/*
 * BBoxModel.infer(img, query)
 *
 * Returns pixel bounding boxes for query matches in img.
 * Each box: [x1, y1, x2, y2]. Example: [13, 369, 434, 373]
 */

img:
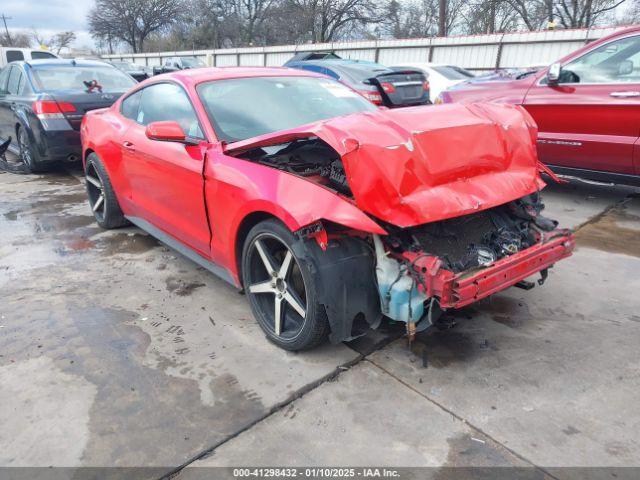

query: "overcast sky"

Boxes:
[2, 0, 95, 49]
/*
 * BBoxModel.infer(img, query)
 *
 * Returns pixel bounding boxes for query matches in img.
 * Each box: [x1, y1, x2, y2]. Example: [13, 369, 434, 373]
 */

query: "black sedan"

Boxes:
[0, 59, 136, 173]
[284, 58, 430, 108]
[106, 61, 152, 82]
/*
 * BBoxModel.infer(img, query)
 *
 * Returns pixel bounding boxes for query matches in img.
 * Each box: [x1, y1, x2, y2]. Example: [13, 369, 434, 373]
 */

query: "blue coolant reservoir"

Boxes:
[373, 235, 428, 324]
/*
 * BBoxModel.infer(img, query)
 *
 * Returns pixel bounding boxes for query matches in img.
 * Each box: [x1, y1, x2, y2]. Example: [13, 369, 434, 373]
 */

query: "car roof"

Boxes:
[153, 66, 326, 86]
[25, 59, 113, 68]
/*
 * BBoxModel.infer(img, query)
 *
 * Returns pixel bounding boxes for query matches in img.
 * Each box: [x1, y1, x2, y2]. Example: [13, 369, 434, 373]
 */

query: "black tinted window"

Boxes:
[6, 50, 24, 62]
[7, 67, 23, 95]
[138, 83, 203, 138]
[121, 90, 142, 120]
[31, 51, 57, 60]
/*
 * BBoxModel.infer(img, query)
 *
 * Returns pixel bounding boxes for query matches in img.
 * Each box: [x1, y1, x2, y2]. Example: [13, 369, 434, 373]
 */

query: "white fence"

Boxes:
[102, 26, 628, 72]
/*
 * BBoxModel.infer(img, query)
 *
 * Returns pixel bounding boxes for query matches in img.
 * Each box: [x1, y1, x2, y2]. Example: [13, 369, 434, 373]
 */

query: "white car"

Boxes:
[390, 62, 474, 102]
[0, 47, 58, 68]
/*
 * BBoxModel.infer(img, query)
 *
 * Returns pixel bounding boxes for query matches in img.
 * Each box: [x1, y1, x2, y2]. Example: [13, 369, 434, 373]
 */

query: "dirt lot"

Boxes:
[1, 162, 639, 479]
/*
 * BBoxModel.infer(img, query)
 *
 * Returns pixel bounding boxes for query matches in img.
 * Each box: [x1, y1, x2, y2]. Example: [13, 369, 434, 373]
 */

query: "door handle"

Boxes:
[122, 141, 135, 151]
[610, 91, 640, 98]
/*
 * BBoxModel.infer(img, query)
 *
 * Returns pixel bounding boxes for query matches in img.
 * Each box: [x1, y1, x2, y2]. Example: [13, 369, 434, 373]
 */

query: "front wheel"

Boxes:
[85, 153, 129, 229]
[241, 219, 329, 351]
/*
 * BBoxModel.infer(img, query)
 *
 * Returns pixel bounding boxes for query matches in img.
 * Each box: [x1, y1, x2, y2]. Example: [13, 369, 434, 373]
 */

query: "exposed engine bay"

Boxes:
[237, 138, 352, 195]
[390, 193, 558, 273]
[232, 136, 574, 341]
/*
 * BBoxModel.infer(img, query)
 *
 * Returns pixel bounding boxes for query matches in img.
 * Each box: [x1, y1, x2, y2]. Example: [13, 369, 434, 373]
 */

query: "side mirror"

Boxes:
[547, 63, 561, 84]
[145, 121, 199, 145]
[618, 59, 633, 76]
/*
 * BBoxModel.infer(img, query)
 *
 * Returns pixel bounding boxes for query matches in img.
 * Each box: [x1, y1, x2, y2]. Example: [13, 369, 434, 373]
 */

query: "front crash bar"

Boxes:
[439, 232, 575, 309]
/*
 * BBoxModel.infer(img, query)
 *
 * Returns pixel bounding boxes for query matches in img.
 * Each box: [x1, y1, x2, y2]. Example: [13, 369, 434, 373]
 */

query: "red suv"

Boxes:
[439, 26, 640, 185]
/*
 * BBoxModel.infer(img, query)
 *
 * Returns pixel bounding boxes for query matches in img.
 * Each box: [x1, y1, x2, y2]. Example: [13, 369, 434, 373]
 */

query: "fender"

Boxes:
[204, 150, 386, 284]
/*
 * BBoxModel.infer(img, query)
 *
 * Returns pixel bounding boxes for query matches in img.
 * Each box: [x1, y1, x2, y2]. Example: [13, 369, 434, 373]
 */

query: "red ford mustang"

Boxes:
[439, 26, 640, 185]
[81, 67, 574, 351]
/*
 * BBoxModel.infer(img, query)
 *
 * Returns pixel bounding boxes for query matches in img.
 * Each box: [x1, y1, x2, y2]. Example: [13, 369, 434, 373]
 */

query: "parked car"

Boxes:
[107, 61, 152, 82]
[153, 56, 207, 75]
[81, 67, 574, 351]
[0, 46, 58, 68]
[0, 59, 136, 172]
[390, 62, 474, 102]
[438, 26, 640, 185]
[285, 59, 430, 107]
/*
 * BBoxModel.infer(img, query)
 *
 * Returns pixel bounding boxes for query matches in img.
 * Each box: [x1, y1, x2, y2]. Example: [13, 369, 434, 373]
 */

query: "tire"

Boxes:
[17, 125, 45, 173]
[242, 219, 329, 351]
[85, 153, 129, 229]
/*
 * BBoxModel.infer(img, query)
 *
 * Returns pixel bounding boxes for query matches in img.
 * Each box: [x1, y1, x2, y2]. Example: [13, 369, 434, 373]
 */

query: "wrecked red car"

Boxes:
[81, 67, 574, 351]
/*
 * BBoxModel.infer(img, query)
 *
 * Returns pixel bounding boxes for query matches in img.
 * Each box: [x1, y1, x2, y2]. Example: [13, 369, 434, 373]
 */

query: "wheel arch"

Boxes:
[234, 210, 283, 286]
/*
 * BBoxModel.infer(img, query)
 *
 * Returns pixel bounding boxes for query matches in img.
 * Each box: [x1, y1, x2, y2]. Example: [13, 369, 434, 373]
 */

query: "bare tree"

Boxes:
[381, 0, 439, 38]
[289, 0, 382, 43]
[0, 31, 31, 47]
[554, 0, 627, 27]
[88, 0, 183, 52]
[438, 0, 447, 35]
[239, 0, 276, 45]
[50, 31, 77, 54]
[463, 0, 519, 33]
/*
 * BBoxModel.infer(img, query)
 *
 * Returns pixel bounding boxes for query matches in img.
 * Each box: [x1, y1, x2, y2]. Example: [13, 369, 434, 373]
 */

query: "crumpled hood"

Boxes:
[225, 103, 545, 228]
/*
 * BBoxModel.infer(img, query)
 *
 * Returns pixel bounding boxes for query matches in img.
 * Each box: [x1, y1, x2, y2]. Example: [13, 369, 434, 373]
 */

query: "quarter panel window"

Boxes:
[121, 90, 142, 120]
[0, 67, 11, 94]
[137, 83, 203, 138]
[6, 50, 25, 63]
[7, 67, 23, 95]
[30, 51, 57, 60]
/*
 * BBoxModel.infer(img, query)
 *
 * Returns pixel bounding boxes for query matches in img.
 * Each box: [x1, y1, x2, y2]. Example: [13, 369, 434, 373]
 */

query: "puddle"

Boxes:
[575, 203, 640, 257]
[97, 232, 159, 256]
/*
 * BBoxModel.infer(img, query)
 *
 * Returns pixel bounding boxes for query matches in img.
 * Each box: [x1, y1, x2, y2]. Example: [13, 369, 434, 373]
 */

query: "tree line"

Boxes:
[87, 0, 635, 53]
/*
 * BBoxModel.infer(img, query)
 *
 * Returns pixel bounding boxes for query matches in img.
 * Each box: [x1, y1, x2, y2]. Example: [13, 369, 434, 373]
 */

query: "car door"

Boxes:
[524, 33, 640, 175]
[120, 82, 211, 255]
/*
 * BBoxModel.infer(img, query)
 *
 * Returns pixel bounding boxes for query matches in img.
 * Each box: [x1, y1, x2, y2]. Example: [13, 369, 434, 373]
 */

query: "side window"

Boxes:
[298, 64, 324, 75]
[121, 90, 142, 120]
[137, 83, 203, 138]
[6, 50, 25, 63]
[7, 67, 23, 95]
[562, 35, 640, 84]
[30, 51, 57, 60]
[0, 67, 11, 94]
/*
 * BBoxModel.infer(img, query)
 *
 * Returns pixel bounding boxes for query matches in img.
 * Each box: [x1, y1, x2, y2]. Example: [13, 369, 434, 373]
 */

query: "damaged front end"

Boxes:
[373, 193, 574, 338]
[225, 102, 575, 343]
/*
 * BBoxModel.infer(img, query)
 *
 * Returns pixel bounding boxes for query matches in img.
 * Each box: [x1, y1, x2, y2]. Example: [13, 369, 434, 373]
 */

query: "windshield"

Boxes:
[181, 57, 205, 68]
[432, 66, 474, 80]
[197, 76, 377, 143]
[30, 65, 136, 92]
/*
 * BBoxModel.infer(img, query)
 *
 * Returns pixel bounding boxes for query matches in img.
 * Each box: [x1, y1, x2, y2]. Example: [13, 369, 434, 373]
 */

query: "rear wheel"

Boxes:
[85, 153, 128, 229]
[242, 219, 329, 351]
[17, 126, 44, 173]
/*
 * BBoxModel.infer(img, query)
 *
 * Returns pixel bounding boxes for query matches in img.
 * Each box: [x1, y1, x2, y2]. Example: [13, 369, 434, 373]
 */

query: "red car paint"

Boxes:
[226, 102, 546, 227]
[81, 67, 572, 309]
[403, 233, 574, 309]
[440, 26, 640, 181]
